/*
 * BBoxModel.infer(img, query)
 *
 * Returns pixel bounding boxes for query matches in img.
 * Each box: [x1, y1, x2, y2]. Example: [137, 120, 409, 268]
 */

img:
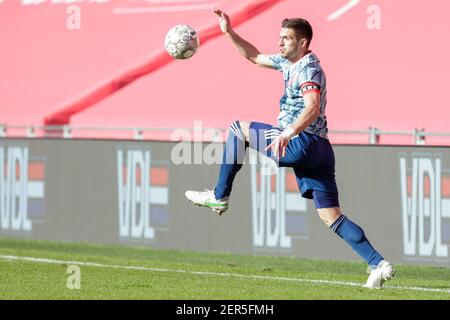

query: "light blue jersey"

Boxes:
[269, 52, 328, 139]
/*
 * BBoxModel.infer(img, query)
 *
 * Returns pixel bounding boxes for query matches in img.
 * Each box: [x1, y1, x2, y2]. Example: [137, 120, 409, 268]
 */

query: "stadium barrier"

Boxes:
[2, 124, 450, 145]
[0, 138, 449, 267]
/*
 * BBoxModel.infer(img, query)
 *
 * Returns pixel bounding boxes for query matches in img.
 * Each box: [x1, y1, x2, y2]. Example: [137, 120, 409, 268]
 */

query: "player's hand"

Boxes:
[213, 6, 232, 34]
[265, 136, 289, 159]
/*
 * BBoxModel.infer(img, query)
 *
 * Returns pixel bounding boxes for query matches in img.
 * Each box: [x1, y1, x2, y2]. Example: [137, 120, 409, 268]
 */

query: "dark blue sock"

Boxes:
[330, 215, 383, 267]
[214, 121, 247, 199]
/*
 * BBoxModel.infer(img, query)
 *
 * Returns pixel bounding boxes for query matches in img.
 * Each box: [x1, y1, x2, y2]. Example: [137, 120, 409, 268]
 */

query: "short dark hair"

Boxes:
[281, 18, 313, 46]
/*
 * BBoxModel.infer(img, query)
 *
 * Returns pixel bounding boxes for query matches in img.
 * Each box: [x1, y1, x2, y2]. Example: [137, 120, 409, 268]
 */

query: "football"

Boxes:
[164, 25, 200, 60]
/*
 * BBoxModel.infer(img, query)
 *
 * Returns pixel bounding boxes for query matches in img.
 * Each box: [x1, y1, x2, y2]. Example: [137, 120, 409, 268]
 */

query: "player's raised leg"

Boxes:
[186, 121, 307, 215]
[185, 121, 251, 215]
[214, 120, 250, 199]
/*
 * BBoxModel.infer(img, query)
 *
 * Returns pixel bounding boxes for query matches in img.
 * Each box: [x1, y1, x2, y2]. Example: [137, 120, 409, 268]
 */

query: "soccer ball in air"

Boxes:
[164, 25, 200, 60]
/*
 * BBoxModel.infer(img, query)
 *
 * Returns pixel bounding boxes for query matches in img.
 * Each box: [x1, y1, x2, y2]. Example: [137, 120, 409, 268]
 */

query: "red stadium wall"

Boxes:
[1, 0, 449, 145]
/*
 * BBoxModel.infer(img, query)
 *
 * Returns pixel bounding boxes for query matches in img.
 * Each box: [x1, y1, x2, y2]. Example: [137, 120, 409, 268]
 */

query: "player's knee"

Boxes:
[230, 120, 249, 142]
[317, 209, 341, 227]
[318, 214, 335, 227]
[229, 121, 244, 140]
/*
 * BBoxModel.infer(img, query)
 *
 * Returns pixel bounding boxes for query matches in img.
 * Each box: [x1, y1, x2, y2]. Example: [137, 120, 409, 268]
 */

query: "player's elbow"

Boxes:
[247, 55, 259, 64]
[248, 52, 263, 64]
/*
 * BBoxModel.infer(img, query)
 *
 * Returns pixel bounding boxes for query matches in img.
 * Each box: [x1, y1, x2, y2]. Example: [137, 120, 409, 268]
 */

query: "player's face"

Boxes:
[279, 28, 300, 59]
[278, 28, 303, 61]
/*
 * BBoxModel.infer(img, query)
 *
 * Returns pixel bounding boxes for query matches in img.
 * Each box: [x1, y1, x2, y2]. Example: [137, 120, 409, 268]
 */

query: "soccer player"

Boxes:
[185, 7, 395, 289]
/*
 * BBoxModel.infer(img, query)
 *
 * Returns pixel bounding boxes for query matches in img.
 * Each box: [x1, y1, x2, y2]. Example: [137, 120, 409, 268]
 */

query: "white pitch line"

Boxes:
[1, 255, 450, 294]
[327, 0, 361, 21]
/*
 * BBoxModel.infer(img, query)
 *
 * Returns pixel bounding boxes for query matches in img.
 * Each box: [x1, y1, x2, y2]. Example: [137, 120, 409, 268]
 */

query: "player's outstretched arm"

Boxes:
[213, 6, 276, 69]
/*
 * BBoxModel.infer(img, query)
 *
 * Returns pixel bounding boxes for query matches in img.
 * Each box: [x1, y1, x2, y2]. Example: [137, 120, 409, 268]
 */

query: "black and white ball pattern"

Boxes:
[164, 25, 200, 59]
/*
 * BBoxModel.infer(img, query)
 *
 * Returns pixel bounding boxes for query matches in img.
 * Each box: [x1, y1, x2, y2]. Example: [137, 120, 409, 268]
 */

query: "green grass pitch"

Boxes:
[0, 237, 449, 300]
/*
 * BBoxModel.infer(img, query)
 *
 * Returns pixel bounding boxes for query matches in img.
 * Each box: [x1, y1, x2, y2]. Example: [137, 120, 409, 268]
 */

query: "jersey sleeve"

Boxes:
[299, 64, 323, 95]
[267, 54, 287, 72]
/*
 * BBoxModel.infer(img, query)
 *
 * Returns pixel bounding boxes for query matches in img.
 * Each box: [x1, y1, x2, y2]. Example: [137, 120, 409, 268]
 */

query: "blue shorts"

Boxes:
[249, 122, 339, 208]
